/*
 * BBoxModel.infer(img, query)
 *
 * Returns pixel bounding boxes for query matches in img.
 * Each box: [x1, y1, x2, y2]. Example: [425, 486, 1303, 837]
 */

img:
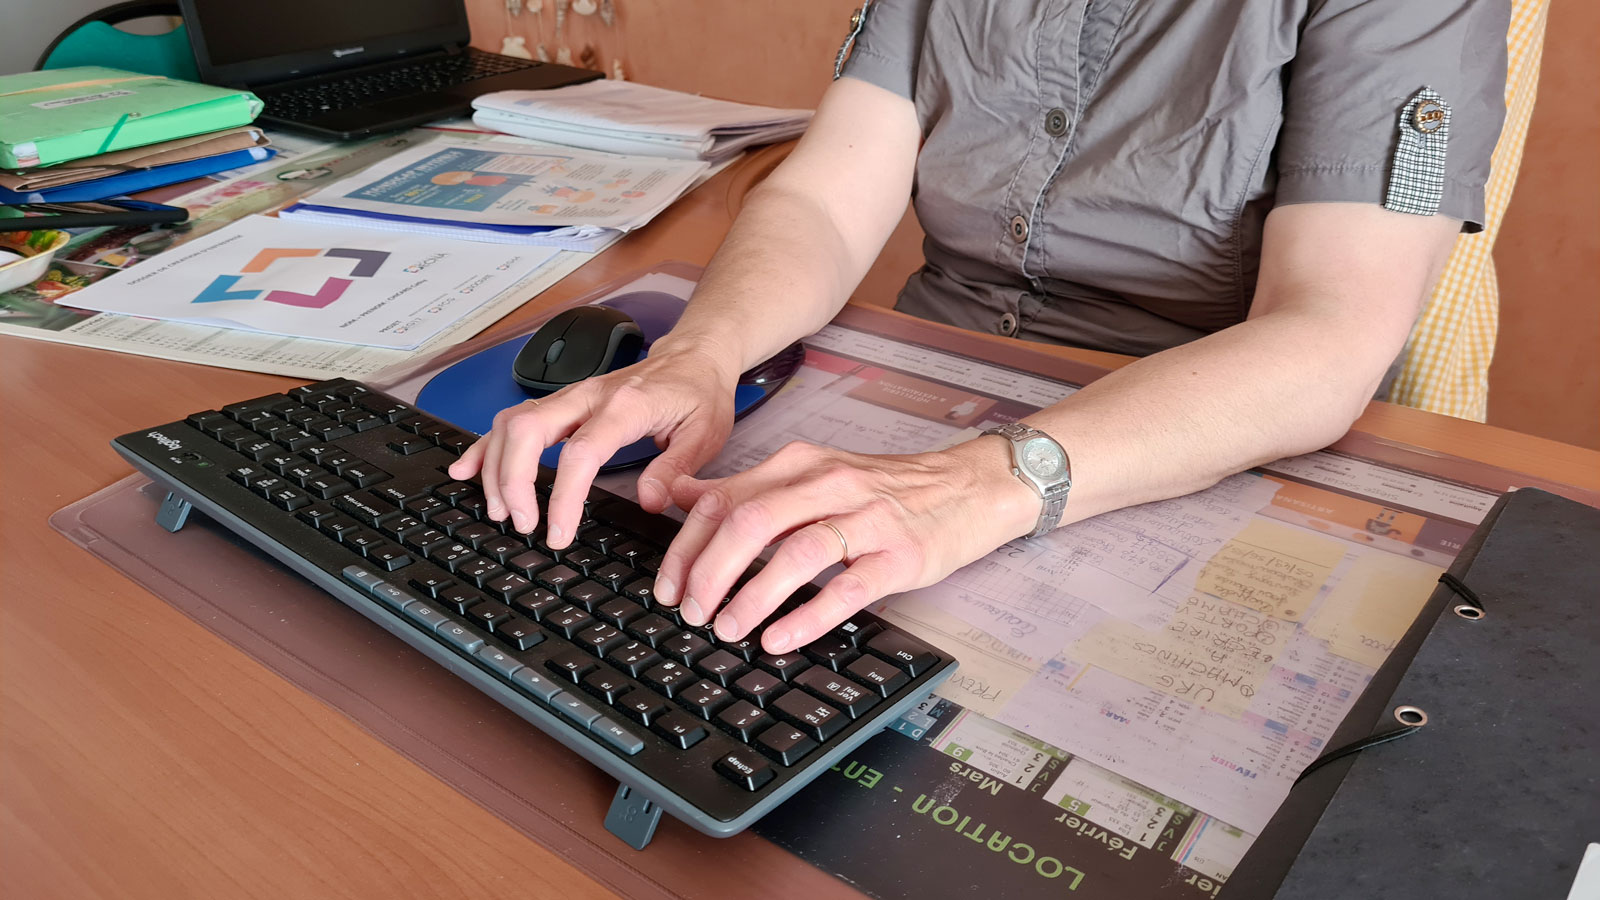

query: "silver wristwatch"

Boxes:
[983, 423, 1071, 539]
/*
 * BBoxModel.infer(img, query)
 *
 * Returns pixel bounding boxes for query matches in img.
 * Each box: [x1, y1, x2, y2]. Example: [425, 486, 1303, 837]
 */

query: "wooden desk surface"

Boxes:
[3, 147, 1598, 900]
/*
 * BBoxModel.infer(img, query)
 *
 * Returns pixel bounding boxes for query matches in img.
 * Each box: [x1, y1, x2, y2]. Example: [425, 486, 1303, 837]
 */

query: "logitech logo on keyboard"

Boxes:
[332, 46, 365, 58]
[146, 431, 182, 451]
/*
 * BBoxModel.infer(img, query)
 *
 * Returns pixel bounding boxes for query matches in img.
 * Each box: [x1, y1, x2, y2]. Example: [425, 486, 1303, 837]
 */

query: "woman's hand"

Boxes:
[654, 436, 1040, 654]
[448, 341, 741, 546]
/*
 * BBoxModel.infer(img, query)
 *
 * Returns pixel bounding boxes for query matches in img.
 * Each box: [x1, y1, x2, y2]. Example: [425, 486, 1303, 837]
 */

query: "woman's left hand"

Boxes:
[653, 437, 1039, 654]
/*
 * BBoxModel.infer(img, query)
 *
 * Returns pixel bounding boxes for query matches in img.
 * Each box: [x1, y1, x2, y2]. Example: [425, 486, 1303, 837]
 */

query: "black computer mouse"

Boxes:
[512, 305, 645, 393]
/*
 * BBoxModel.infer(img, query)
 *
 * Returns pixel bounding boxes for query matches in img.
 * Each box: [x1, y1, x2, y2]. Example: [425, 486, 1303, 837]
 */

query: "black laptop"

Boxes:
[179, 0, 602, 139]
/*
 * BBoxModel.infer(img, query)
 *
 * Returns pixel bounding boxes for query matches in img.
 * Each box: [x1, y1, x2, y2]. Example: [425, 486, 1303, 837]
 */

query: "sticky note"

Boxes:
[1195, 520, 1347, 621]
[1308, 551, 1443, 668]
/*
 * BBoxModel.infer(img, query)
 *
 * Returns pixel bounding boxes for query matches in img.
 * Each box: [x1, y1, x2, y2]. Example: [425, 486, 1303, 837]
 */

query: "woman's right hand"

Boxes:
[447, 340, 742, 548]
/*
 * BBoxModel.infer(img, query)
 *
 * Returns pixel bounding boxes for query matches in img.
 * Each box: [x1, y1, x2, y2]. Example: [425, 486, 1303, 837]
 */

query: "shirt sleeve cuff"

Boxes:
[838, 47, 915, 101]
[1276, 165, 1487, 234]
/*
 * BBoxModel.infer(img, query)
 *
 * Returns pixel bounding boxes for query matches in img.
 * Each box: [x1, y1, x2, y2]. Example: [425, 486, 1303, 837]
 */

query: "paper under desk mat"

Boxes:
[50, 474, 862, 900]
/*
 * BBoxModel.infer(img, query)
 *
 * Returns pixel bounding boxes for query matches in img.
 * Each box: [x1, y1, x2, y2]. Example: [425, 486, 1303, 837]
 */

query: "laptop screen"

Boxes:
[183, 0, 470, 85]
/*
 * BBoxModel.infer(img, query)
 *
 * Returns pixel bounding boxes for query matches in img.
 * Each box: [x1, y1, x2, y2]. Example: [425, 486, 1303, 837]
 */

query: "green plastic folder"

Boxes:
[0, 67, 263, 169]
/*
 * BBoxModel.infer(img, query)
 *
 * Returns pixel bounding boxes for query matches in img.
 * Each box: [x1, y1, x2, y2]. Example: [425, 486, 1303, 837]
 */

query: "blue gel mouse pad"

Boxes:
[416, 291, 788, 472]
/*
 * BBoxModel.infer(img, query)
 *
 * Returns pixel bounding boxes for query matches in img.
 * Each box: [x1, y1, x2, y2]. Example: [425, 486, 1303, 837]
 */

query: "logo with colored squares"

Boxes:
[192, 247, 390, 309]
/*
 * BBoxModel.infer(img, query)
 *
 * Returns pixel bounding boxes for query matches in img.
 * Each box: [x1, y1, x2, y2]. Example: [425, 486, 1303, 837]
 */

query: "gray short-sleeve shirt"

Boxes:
[839, 0, 1509, 356]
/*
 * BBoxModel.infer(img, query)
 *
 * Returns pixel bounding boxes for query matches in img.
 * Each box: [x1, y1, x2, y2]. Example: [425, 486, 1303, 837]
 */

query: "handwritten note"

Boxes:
[875, 592, 1041, 717]
[1306, 551, 1442, 667]
[1069, 593, 1285, 718]
[1194, 520, 1346, 621]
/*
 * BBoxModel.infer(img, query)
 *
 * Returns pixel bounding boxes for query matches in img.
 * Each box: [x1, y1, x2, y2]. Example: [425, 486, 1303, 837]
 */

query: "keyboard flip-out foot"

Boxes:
[604, 783, 663, 850]
[156, 491, 194, 533]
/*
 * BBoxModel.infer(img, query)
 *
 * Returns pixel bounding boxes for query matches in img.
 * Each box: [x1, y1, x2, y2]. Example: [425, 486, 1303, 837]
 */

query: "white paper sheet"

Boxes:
[63, 215, 559, 349]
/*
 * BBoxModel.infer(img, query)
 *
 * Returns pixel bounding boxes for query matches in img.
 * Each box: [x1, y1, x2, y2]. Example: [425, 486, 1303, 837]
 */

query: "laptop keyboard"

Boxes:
[260, 49, 538, 119]
[112, 379, 956, 845]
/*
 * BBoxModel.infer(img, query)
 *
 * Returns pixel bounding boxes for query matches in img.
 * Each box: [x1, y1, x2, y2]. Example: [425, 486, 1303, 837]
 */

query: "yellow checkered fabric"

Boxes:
[1390, 0, 1549, 421]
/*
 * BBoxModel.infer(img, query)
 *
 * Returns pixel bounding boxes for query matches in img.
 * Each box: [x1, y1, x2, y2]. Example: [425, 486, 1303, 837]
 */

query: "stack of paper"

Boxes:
[0, 67, 269, 202]
[471, 80, 811, 162]
[278, 134, 709, 251]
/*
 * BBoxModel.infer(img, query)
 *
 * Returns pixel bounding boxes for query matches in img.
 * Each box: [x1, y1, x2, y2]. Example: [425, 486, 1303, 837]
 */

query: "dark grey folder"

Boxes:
[1232, 488, 1600, 898]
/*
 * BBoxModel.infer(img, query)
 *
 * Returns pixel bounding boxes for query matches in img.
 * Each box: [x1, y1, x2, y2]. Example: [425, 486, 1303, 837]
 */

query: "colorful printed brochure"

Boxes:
[0, 67, 262, 168]
[61, 215, 559, 349]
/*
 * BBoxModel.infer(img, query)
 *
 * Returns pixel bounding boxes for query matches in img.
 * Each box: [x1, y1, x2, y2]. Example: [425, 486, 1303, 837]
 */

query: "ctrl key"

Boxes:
[715, 750, 775, 792]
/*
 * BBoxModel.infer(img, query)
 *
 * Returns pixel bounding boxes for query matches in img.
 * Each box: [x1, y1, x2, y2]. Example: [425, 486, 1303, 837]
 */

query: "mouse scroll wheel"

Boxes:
[544, 338, 566, 365]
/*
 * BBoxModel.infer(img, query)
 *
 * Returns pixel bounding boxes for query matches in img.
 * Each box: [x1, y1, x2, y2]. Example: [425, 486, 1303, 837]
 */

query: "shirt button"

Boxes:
[998, 313, 1019, 336]
[1008, 215, 1028, 243]
[1044, 107, 1069, 136]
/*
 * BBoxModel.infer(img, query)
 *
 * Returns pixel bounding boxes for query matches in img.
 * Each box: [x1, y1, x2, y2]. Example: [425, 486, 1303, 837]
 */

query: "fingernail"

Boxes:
[488, 501, 505, 520]
[714, 613, 739, 642]
[640, 477, 663, 506]
[682, 596, 703, 625]
[655, 574, 676, 604]
[764, 627, 790, 654]
[512, 513, 530, 533]
[547, 523, 565, 546]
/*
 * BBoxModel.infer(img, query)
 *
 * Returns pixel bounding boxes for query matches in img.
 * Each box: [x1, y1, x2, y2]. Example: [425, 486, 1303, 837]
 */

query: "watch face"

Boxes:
[1021, 437, 1065, 480]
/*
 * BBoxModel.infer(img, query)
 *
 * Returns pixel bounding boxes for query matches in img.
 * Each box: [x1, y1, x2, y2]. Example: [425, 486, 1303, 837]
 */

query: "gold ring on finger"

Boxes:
[820, 520, 849, 562]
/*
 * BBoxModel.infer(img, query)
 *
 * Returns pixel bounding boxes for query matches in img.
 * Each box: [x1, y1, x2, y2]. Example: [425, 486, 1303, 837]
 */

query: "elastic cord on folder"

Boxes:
[1295, 708, 1426, 785]
[1439, 572, 1486, 620]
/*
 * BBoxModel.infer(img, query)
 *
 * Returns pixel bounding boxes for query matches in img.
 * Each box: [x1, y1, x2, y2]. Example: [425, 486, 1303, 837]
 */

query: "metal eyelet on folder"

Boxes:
[1393, 705, 1429, 727]
[1452, 603, 1485, 620]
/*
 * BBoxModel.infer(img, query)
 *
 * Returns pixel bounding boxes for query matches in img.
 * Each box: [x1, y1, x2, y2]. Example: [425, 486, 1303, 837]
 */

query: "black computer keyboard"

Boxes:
[260, 49, 538, 119]
[113, 379, 956, 848]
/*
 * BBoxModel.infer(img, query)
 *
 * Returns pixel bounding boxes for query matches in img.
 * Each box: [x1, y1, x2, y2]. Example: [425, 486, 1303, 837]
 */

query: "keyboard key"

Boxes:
[536, 564, 582, 594]
[404, 563, 454, 597]
[846, 654, 910, 696]
[581, 526, 626, 553]
[479, 535, 527, 564]
[367, 543, 413, 572]
[371, 582, 418, 611]
[652, 711, 707, 749]
[546, 650, 598, 683]
[428, 508, 474, 535]
[733, 669, 785, 708]
[611, 541, 650, 565]
[511, 587, 562, 621]
[337, 491, 396, 526]
[723, 637, 761, 663]
[642, 661, 695, 698]
[380, 514, 426, 540]
[606, 641, 663, 678]
[715, 750, 774, 792]
[575, 622, 627, 656]
[696, 650, 750, 687]
[592, 561, 635, 591]
[834, 618, 885, 647]
[427, 541, 475, 570]
[755, 725, 818, 766]
[716, 700, 772, 741]
[510, 667, 563, 702]
[562, 545, 607, 575]
[405, 495, 447, 518]
[403, 599, 451, 631]
[343, 528, 384, 554]
[474, 645, 524, 678]
[590, 717, 645, 755]
[659, 630, 713, 665]
[342, 464, 390, 487]
[550, 691, 602, 728]
[756, 652, 811, 682]
[404, 527, 451, 554]
[596, 596, 645, 628]
[679, 680, 734, 720]
[435, 481, 474, 504]
[341, 564, 385, 592]
[436, 583, 488, 614]
[564, 580, 613, 611]
[616, 689, 668, 726]
[625, 613, 678, 647]
[483, 571, 535, 603]
[453, 522, 500, 549]
[455, 556, 505, 587]
[866, 630, 937, 676]
[494, 615, 546, 651]
[508, 550, 555, 578]
[436, 620, 485, 653]
[795, 667, 880, 718]
[388, 435, 431, 455]
[621, 578, 656, 605]
[581, 667, 632, 704]
[544, 605, 593, 639]
[773, 691, 847, 741]
[318, 514, 362, 541]
[463, 600, 514, 630]
[304, 475, 354, 500]
[803, 636, 861, 672]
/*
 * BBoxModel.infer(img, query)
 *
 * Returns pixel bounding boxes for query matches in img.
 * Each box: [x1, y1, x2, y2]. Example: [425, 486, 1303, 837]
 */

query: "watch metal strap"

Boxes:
[983, 423, 1070, 539]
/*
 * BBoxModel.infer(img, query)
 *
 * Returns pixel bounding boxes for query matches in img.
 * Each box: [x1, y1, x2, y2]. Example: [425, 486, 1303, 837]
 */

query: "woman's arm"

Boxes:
[452, 77, 920, 536]
[661, 202, 1463, 652]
